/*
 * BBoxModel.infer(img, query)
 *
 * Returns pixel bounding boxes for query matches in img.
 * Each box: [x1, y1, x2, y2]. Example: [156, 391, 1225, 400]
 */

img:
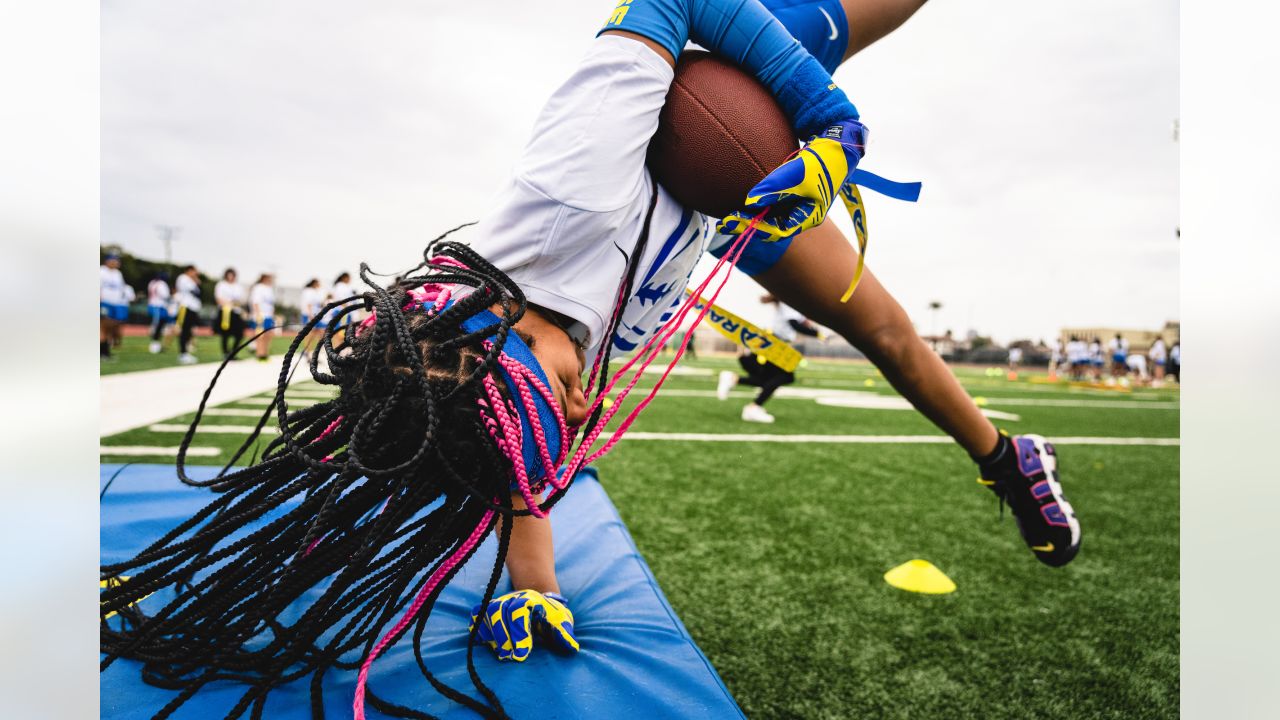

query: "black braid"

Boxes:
[102, 241, 558, 719]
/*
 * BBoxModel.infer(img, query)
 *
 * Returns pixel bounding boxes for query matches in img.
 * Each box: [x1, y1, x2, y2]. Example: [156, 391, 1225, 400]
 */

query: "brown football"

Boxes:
[647, 50, 799, 219]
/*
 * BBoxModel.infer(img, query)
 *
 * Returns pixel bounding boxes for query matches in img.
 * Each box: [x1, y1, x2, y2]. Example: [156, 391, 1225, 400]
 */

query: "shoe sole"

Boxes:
[1023, 434, 1081, 567]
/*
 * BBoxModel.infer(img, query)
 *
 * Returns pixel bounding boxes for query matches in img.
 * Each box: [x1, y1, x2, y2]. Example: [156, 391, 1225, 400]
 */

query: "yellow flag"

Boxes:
[686, 292, 803, 372]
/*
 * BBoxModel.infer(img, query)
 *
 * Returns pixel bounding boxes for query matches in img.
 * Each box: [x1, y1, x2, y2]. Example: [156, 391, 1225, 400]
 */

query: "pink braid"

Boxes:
[490, 346, 569, 487]
[559, 214, 761, 481]
[479, 372, 545, 516]
[352, 510, 495, 720]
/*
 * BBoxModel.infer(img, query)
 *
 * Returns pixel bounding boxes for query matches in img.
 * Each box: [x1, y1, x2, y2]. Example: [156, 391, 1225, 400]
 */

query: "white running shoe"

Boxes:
[149, 341, 162, 354]
[717, 371, 738, 401]
[178, 353, 198, 365]
[741, 402, 775, 424]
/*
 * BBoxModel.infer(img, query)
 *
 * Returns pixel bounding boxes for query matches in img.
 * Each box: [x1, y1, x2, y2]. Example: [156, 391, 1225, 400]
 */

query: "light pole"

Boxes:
[156, 225, 181, 272]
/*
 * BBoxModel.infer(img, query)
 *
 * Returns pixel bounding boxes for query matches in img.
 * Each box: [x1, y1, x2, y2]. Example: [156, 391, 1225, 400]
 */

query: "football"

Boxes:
[647, 50, 799, 219]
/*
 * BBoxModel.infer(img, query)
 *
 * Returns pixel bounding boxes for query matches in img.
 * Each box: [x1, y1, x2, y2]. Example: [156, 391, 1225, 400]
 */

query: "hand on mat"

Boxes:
[470, 589, 580, 662]
[718, 119, 868, 241]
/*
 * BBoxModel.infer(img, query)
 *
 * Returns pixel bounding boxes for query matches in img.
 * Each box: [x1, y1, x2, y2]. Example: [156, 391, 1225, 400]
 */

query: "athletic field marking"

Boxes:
[229, 397, 332, 407]
[643, 388, 1172, 410]
[149, 424, 279, 435]
[201, 408, 275, 417]
[100, 446, 221, 456]
[600, 432, 1179, 446]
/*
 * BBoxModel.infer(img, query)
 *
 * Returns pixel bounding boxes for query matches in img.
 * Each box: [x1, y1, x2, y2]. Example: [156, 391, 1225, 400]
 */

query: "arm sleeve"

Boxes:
[599, 0, 858, 137]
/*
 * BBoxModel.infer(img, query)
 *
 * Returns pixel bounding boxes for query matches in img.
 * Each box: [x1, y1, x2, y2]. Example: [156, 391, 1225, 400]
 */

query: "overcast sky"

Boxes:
[102, 0, 1178, 344]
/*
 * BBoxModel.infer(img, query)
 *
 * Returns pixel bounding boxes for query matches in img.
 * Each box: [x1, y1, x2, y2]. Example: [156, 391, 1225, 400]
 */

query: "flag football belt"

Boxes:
[685, 291, 803, 373]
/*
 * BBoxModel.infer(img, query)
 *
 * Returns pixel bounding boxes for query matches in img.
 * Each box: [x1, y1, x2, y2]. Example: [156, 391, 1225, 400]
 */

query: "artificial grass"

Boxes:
[99, 357, 1179, 718]
[99, 334, 303, 376]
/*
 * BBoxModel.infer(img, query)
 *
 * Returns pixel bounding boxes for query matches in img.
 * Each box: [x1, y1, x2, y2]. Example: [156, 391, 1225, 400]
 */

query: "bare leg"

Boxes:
[754, 219, 999, 457]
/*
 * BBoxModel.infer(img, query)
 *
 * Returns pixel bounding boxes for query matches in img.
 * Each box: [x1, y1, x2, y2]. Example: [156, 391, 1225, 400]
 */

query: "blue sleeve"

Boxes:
[760, 0, 848, 73]
[599, 0, 858, 137]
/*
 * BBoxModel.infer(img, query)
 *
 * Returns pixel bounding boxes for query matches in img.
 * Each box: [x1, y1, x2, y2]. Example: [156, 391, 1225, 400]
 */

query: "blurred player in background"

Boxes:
[299, 277, 325, 357]
[146, 271, 172, 354]
[1149, 336, 1167, 384]
[1108, 332, 1128, 379]
[1007, 345, 1022, 372]
[214, 268, 246, 359]
[1169, 340, 1180, 382]
[327, 271, 357, 341]
[1089, 336, 1103, 381]
[174, 265, 202, 365]
[99, 251, 128, 360]
[717, 294, 819, 423]
[249, 273, 276, 362]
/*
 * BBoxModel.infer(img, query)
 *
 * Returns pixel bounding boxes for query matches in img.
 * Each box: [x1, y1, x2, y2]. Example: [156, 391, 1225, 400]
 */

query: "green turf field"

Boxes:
[100, 357, 1179, 719]
[99, 334, 303, 375]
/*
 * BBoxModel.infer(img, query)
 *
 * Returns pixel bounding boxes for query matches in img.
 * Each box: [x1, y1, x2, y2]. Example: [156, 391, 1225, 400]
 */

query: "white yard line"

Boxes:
[637, 387, 1171, 411]
[101, 360, 318, 436]
[598, 432, 1180, 446]
[99, 446, 221, 457]
[200, 408, 277, 417]
[149, 424, 279, 434]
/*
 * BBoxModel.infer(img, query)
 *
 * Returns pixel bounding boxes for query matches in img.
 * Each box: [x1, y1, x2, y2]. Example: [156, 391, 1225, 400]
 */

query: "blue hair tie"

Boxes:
[458, 308, 564, 485]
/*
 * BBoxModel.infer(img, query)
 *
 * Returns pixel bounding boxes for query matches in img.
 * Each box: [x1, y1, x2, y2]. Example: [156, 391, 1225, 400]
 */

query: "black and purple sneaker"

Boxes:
[977, 433, 1081, 567]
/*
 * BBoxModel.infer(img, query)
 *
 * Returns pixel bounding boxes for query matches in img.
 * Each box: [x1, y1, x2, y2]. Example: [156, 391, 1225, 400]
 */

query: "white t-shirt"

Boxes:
[468, 36, 716, 359]
[250, 283, 275, 320]
[1170, 344, 1180, 365]
[1149, 338, 1166, 362]
[1009, 347, 1023, 363]
[147, 278, 171, 308]
[1127, 354, 1148, 378]
[771, 304, 806, 344]
[330, 281, 356, 303]
[100, 266, 129, 306]
[215, 280, 244, 308]
[300, 287, 324, 318]
[175, 274, 202, 312]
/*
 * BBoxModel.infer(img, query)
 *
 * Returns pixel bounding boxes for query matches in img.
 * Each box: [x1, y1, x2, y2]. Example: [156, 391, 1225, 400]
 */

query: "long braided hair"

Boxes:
[101, 211, 764, 719]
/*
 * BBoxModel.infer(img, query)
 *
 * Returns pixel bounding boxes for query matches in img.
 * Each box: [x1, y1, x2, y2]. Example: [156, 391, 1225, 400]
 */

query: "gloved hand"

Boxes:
[719, 119, 868, 240]
[469, 589, 580, 662]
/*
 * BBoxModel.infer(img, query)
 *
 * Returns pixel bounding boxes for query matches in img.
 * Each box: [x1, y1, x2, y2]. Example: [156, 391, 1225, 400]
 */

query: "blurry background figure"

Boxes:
[1169, 340, 1180, 382]
[99, 252, 129, 360]
[214, 268, 246, 359]
[1149, 336, 1167, 385]
[300, 278, 325, 358]
[174, 265, 202, 364]
[717, 295, 819, 424]
[1089, 336, 1104, 381]
[146, 271, 172, 354]
[1007, 346, 1022, 372]
[1066, 335, 1087, 380]
[1108, 332, 1129, 379]
[1049, 338, 1064, 379]
[1126, 352, 1150, 385]
[682, 328, 697, 360]
[248, 273, 276, 362]
[327, 271, 357, 343]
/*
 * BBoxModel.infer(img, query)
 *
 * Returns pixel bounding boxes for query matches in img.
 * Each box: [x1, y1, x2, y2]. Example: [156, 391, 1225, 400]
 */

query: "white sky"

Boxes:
[102, 0, 1178, 344]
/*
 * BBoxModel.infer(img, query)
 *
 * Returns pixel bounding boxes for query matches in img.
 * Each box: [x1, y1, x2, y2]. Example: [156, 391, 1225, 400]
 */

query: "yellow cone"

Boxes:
[974, 396, 988, 406]
[863, 378, 875, 387]
[884, 559, 956, 594]
[602, 396, 614, 409]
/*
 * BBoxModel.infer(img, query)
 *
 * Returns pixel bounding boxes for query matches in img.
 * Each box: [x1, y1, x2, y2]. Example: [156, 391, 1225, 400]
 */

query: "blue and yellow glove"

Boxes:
[469, 589, 580, 662]
[719, 119, 868, 240]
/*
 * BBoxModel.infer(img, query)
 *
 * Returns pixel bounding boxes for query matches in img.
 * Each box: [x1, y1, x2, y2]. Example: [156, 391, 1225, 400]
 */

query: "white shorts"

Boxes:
[467, 35, 711, 360]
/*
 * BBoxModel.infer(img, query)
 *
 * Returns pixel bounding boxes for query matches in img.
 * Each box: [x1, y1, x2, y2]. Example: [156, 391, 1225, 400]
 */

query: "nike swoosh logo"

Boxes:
[1031, 542, 1055, 552]
[819, 8, 839, 41]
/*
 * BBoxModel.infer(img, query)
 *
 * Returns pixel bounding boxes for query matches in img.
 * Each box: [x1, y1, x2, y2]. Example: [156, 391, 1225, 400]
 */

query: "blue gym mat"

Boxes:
[100, 464, 745, 719]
